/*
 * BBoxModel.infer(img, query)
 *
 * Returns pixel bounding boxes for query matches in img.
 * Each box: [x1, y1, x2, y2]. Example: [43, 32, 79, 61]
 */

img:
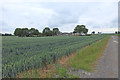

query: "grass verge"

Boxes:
[68, 36, 110, 71]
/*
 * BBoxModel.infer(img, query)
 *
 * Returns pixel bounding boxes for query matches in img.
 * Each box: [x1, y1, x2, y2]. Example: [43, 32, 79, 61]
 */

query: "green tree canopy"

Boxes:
[73, 25, 88, 35]
[92, 31, 95, 34]
[21, 28, 29, 37]
[29, 28, 39, 36]
[53, 28, 60, 35]
[14, 28, 22, 37]
[14, 28, 39, 37]
[14, 28, 29, 37]
[14, 27, 61, 37]
[42, 27, 53, 36]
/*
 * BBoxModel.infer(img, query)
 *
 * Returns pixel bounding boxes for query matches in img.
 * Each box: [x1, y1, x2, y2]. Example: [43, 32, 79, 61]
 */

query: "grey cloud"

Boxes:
[43, 2, 86, 28]
[110, 18, 118, 28]
[1, 2, 118, 33]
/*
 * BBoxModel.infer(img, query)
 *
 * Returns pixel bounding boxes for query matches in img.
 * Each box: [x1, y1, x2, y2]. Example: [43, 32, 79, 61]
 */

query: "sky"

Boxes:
[0, 0, 119, 34]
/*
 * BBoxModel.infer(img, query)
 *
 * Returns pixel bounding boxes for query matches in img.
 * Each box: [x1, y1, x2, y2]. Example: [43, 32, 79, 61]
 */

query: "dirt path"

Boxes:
[67, 36, 118, 78]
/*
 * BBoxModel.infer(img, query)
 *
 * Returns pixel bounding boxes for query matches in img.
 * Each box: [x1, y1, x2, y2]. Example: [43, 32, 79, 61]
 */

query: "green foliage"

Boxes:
[115, 31, 120, 34]
[92, 31, 95, 34]
[55, 65, 79, 78]
[2, 33, 13, 36]
[14, 28, 22, 36]
[57, 66, 68, 78]
[29, 28, 39, 36]
[53, 28, 60, 36]
[14, 28, 39, 37]
[42, 27, 53, 36]
[14, 27, 61, 37]
[73, 25, 88, 35]
[42, 27, 60, 36]
[2, 35, 107, 78]
[69, 74, 79, 78]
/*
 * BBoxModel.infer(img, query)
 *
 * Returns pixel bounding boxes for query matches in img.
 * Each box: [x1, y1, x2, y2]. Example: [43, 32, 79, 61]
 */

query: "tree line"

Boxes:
[14, 27, 60, 37]
[1, 33, 13, 36]
[1, 25, 119, 37]
[13, 25, 89, 37]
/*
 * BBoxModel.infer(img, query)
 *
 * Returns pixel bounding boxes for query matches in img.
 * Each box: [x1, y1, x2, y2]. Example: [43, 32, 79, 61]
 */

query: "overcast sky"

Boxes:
[0, 0, 118, 34]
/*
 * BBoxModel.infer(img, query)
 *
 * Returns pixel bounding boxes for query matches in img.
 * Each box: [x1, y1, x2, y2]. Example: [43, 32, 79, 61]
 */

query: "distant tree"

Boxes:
[29, 28, 34, 35]
[118, 31, 120, 34]
[92, 31, 95, 34]
[42, 27, 53, 36]
[43, 27, 50, 33]
[34, 29, 39, 35]
[83, 28, 88, 34]
[98, 32, 102, 34]
[21, 28, 29, 37]
[53, 28, 60, 35]
[115, 31, 118, 34]
[38, 32, 42, 37]
[48, 31, 54, 36]
[2, 33, 13, 36]
[73, 31, 76, 33]
[5, 33, 12, 36]
[29, 28, 39, 36]
[14, 28, 40, 37]
[14, 28, 22, 37]
[73, 25, 88, 35]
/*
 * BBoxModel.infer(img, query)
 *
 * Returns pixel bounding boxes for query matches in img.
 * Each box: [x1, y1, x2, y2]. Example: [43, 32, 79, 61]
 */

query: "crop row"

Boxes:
[2, 35, 107, 77]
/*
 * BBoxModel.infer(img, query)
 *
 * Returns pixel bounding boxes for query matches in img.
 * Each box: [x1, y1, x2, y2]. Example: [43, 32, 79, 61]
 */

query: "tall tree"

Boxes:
[42, 27, 53, 36]
[28, 28, 39, 36]
[34, 29, 39, 35]
[14, 28, 29, 37]
[14, 28, 40, 37]
[115, 31, 118, 34]
[83, 28, 88, 34]
[14, 28, 22, 37]
[21, 28, 29, 37]
[92, 31, 95, 34]
[73, 25, 88, 35]
[118, 31, 120, 34]
[53, 28, 60, 35]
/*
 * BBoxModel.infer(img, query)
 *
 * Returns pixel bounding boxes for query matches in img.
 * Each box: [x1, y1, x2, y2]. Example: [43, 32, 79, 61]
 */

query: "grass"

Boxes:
[117, 34, 120, 36]
[55, 65, 68, 78]
[68, 74, 79, 78]
[68, 36, 110, 71]
[54, 65, 79, 78]
[56, 36, 110, 77]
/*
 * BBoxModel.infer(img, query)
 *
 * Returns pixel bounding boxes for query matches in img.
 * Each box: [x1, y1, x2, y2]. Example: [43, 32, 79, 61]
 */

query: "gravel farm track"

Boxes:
[91, 36, 118, 78]
[68, 36, 118, 78]
[94, 36, 118, 78]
